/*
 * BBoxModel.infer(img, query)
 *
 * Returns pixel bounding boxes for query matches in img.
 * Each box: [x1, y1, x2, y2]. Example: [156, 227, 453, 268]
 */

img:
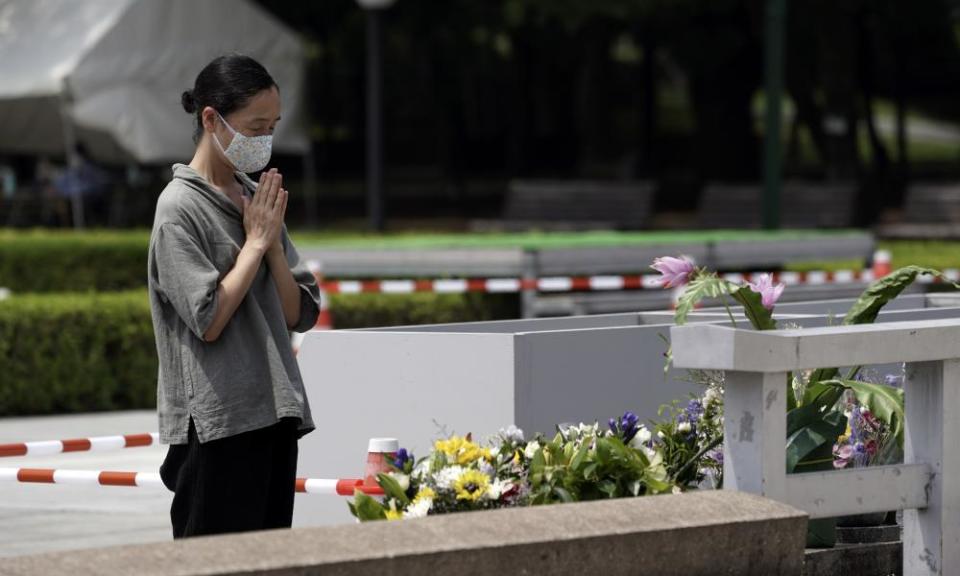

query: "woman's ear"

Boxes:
[200, 106, 218, 134]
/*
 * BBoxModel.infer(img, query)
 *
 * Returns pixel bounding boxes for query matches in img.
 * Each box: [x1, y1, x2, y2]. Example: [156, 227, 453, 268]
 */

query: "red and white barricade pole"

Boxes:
[0, 433, 159, 458]
[0, 467, 384, 496]
[306, 251, 947, 297]
[1, 434, 396, 497]
[0, 467, 164, 488]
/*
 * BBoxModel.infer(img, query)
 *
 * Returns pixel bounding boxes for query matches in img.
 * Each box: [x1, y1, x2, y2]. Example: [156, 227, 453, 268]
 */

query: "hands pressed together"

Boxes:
[242, 168, 287, 253]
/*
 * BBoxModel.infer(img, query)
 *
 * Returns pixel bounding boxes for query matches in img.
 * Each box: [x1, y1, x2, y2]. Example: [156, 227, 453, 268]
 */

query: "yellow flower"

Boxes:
[435, 436, 492, 465]
[385, 509, 403, 521]
[454, 469, 490, 502]
[513, 450, 522, 465]
[413, 487, 436, 503]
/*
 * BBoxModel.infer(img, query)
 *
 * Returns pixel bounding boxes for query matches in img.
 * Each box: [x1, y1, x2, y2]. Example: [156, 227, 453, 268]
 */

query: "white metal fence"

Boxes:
[671, 318, 960, 576]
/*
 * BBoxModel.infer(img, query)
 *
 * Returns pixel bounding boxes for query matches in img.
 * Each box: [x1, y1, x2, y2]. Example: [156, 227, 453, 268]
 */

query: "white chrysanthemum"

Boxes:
[523, 440, 541, 460]
[677, 421, 692, 433]
[388, 472, 410, 492]
[403, 498, 432, 519]
[412, 459, 431, 480]
[499, 425, 525, 444]
[435, 465, 465, 490]
[486, 478, 513, 500]
[704, 387, 721, 405]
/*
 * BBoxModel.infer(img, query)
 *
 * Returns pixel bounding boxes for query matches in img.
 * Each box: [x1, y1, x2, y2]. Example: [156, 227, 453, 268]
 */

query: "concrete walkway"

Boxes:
[0, 411, 171, 558]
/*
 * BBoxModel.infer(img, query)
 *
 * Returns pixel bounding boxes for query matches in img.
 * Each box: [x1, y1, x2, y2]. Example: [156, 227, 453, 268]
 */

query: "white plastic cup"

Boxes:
[364, 437, 399, 486]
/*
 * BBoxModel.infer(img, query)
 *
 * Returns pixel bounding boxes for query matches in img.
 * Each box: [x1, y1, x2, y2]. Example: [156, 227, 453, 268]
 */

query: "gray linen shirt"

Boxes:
[148, 163, 318, 444]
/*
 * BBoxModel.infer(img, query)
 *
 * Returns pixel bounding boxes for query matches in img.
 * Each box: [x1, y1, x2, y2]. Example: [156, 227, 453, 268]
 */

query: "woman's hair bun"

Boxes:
[181, 90, 197, 114]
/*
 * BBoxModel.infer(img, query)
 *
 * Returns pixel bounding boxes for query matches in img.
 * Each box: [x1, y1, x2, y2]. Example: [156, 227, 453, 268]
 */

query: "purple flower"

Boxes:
[609, 411, 641, 443]
[685, 399, 704, 422]
[884, 373, 904, 388]
[392, 448, 411, 470]
[650, 256, 696, 289]
[747, 274, 785, 310]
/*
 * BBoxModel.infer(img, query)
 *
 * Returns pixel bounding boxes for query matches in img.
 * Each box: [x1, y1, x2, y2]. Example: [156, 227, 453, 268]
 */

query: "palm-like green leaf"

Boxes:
[807, 266, 957, 388]
[674, 274, 730, 325]
[844, 266, 953, 325]
[786, 410, 847, 472]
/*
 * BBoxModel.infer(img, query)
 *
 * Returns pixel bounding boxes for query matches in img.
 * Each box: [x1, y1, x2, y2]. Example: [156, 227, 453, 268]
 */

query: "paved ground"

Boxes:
[0, 411, 171, 558]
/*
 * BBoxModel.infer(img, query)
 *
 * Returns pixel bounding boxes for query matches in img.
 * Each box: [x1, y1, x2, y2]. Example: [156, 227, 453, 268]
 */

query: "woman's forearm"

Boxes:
[265, 242, 302, 328]
[202, 241, 267, 342]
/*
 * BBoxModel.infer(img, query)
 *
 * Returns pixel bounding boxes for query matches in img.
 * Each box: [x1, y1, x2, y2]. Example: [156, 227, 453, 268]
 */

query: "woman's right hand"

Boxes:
[243, 168, 286, 252]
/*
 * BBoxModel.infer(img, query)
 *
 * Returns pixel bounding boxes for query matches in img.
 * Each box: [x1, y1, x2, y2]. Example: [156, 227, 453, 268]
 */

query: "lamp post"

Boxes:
[356, 0, 395, 232]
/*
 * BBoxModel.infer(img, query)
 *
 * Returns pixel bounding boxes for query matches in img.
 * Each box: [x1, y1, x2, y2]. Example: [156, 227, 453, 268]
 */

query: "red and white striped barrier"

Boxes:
[295, 477, 384, 496]
[0, 467, 385, 496]
[0, 433, 159, 458]
[0, 467, 163, 488]
[310, 267, 960, 295]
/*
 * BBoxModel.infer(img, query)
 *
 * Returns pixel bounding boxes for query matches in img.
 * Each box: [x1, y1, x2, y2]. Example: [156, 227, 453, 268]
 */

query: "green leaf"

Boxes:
[351, 491, 387, 522]
[807, 368, 839, 390]
[674, 274, 730, 325]
[789, 384, 845, 436]
[569, 441, 590, 472]
[844, 266, 954, 326]
[729, 284, 777, 331]
[786, 410, 847, 472]
[597, 479, 618, 498]
[376, 473, 410, 507]
[529, 447, 546, 486]
[643, 472, 672, 494]
[553, 486, 575, 503]
[808, 266, 956, 386]
[582, 462, 598, 480]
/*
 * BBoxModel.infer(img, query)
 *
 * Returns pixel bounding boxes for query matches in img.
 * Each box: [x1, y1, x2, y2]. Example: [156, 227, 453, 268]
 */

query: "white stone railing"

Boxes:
[671, 318, 960, 576]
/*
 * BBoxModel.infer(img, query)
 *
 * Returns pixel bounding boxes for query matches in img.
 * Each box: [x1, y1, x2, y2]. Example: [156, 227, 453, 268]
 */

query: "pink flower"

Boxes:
[747, 274, 785, 310]
[650, 256, 696, 288]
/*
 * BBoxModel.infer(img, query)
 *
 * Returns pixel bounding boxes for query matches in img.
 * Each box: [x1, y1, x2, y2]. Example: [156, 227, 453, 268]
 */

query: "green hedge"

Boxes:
[0, 229, 149, 292]
[0, 290, 157, 416]
[329, 292, 517, 328]
[0, 290, 515, 416]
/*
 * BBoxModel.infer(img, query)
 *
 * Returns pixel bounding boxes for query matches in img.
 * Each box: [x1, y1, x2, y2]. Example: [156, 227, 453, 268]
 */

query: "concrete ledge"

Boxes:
[0, 491, 806, 576]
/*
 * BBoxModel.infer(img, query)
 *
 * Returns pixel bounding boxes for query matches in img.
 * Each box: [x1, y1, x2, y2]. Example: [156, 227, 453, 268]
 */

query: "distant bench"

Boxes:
[903, 183, 960, 223]
[472, 180, 655, 232]
[698, 182, 858, 229]
[876, 183, 960, 239]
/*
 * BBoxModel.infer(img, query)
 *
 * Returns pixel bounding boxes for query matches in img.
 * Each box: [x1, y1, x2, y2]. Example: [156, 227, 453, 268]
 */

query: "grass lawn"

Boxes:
[3, 227, 958, 272]
[786, 240, 960, 272]
[288, 228, 868, 250]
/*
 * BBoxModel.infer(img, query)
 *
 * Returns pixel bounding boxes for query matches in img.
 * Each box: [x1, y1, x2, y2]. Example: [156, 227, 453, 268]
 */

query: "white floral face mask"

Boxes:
[213, 111, 273, 173]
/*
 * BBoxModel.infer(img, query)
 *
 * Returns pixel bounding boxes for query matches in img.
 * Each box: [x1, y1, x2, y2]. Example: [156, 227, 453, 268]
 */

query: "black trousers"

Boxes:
[159, 416, 300, 539]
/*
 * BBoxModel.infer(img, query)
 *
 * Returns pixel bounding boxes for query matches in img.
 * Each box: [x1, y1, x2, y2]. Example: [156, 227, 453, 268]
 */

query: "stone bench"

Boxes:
[0, 490, 806, 576]
[698, 182, 858, 229]
[476, 179, 655, 231]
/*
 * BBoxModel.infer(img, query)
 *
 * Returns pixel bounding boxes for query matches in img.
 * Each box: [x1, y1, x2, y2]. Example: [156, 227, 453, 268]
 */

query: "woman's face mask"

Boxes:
[213, 111, 273, 173]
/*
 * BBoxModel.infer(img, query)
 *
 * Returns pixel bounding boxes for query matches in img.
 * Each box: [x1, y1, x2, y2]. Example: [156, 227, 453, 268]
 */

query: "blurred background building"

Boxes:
[2, 0, 960, 232]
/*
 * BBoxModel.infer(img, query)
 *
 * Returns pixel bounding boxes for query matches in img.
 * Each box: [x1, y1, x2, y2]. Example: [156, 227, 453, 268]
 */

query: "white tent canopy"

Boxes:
[0, 0, 308, 164]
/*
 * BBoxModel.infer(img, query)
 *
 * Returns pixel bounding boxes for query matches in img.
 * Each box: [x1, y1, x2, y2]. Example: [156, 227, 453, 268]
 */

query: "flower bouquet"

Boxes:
[349, 415, 673, 522]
